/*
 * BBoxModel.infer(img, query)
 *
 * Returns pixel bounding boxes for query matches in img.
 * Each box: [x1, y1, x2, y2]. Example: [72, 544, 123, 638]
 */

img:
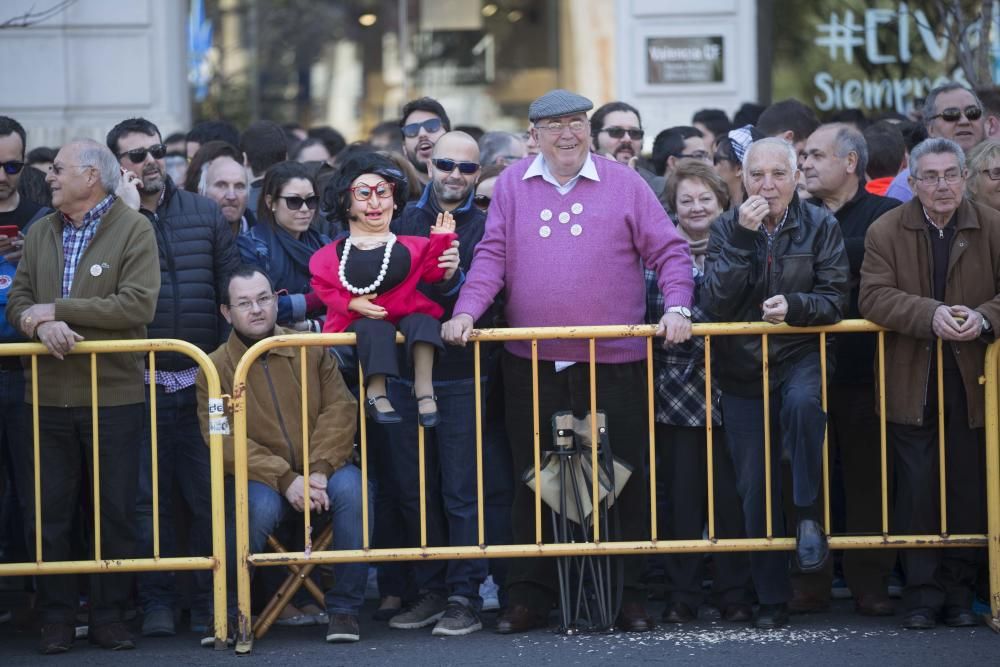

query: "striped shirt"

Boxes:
[61, 194, 115, 298]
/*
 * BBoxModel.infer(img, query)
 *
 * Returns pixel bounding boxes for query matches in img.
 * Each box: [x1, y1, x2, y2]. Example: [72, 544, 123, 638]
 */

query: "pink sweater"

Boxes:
[454, 156, 693, 363]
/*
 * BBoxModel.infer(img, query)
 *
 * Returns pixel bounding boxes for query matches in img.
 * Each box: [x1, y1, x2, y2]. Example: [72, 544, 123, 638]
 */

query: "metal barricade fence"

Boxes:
[0, 339, 230, 650]
[230, 321, 1000, 652]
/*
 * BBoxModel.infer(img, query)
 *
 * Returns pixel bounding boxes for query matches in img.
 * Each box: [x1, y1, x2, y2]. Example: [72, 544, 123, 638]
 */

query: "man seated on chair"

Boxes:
[195, 265, 370, 643]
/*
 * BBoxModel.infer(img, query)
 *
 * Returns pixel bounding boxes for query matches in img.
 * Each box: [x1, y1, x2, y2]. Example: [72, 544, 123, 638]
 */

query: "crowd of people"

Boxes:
[0, 79, 998, 655]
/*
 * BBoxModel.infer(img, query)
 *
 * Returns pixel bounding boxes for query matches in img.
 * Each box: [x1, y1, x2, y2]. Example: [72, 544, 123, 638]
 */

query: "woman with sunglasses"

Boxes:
[237, 161, 330, 331]
[965, 139, 1000, 212]
[310, 152, 459, 426]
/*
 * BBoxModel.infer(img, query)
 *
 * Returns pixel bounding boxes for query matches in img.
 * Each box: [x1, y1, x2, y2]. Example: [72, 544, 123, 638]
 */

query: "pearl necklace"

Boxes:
[338, 233, 397, 295]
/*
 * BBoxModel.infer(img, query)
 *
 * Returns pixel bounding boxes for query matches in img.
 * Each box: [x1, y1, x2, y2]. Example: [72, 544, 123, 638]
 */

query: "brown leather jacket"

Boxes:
[859, 198, 1000, 427]
[196, 326, 358, 492]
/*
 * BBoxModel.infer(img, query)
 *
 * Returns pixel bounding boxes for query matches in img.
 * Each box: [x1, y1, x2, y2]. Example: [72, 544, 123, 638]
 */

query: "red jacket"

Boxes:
[310, 232, 458, 333]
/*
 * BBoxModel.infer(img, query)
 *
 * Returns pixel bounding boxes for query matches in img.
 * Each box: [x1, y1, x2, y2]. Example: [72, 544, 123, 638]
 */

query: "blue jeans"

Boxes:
[135, 385, 213, 615]
[386, 377, 488, 604]
[226, 464, 373, 616]
[720, 352, 826, 604]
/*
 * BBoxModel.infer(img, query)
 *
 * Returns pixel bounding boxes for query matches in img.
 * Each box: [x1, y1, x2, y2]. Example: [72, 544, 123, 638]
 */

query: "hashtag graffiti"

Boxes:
[815, 10, 864, 63]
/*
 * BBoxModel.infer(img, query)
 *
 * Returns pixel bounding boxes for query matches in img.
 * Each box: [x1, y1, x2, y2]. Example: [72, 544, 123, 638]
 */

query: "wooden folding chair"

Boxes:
[252, 524, 334, 639]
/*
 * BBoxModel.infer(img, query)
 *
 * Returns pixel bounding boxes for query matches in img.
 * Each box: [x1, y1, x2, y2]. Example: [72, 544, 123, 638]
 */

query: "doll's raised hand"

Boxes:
[431, 211, 456, 234]
[348, 294, 387, 319]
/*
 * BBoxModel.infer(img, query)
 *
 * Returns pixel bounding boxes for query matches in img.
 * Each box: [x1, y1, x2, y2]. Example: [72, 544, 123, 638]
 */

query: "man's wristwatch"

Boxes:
[981, 312, 992, 336]
[666, 306, 692, 319]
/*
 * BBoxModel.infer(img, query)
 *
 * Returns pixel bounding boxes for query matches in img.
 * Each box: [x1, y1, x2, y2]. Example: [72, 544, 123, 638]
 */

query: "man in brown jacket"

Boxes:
[860, 137, 1000, 631]
[195, 266, 368, 644]
[6, 139, 161, 654]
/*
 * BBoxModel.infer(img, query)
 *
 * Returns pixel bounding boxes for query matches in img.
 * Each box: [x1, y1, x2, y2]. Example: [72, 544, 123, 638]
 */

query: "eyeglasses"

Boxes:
[535, 120, 588, 134]
[228, 294, 276, 312]
[50, 163, 93, 176]
[681, 151, 712, 161]
[0, 161, 25, 176]
[473, 194, 491, 210]
[601, 127, 644, 141]
[118, 143, 167, 164]
[349, 181, 395, 202]
[402, 118, 443, 138]
[432, 158, 480, 175]
[278, 194, 319, 210]
[981, 167, 1000, 181]
[930, 105, 983, 123]
[913, 170, 965, 186]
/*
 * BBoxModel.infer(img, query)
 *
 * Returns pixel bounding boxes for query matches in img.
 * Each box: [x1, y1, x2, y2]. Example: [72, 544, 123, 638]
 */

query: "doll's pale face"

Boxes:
[347, 172, 395, 236]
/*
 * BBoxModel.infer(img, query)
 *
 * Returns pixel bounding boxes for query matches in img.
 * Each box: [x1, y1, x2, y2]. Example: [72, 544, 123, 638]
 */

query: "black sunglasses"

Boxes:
[402, 118, 443, 138]
[279, 195, 319, 210]
[473, 194, 491, 210]
[118, 143, 167, 164]
[0, 161, 25, 176]
[931, 105, 983, 122]
[432, 158, 479, 175]
[602, 127, 644, 141]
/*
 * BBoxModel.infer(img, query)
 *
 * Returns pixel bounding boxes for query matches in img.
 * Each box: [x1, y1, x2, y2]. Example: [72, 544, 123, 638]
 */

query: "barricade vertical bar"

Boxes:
[300, 347, 311, 552]
[31, 355, 41, 562]
[878, 332, 889, 536]
[820, 332, 830, 534]
[357, 361, 370, 549]
[646, 336, 657, 541]
[419, 415, 427, 548]
[474, 341, 485, 546]
[982, 342, 1000, 625]
[936, 338, 948, 536]
[232, 367, 253, 649]
[148, 352, 160, 559]
[762, 334, 773, 539]
[704, 335, 716, 541]
[90, 353, 101, 561]
[589, 338, 599, 543]
[203, 364, 228, 650]
[532, 340, 541, 544]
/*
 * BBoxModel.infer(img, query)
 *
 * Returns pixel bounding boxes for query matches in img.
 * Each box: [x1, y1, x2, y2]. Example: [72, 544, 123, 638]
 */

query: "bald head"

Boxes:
[429, 131, 481, 211]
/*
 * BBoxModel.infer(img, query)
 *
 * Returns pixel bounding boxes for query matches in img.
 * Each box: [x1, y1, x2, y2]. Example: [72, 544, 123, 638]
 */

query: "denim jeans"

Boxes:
[225, 464, 373, 616]
[135, 385, 213, 615]
[720, 351, 826, 604]
[385, 377, 488, 604]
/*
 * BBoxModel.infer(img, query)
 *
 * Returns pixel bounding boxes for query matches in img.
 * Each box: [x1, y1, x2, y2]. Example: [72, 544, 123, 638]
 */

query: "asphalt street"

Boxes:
[1, 599, 996, 666]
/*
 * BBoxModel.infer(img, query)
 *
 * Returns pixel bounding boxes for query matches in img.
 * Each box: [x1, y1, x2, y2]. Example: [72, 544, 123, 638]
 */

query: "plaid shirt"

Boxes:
[645, 266, 722, 427]
[145, 366, 199, 393]
[61, 194, 115, 298]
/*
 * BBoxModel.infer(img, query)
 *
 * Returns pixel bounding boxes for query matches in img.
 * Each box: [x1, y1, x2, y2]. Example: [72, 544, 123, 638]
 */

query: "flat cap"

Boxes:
[528, 89, 594, 123]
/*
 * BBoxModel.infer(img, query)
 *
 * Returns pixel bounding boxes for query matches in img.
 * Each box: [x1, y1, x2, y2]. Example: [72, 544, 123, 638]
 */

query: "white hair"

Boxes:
[72, 138, 122, 194]
[743, 136, 797, 173]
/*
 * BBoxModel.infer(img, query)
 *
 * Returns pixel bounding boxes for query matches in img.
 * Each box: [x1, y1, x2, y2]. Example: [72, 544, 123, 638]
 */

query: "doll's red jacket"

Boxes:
[310, 232, 458, 333]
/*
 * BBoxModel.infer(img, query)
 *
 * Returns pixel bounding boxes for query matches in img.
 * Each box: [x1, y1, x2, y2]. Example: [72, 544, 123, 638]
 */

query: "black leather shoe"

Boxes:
[89, 622, 136, 650]
[795, 519, 829, 573]
[901, 607, 936, 630]
[943, 606, 979, 627]
[617, 602, 655, 632]
[365, 395, 402, 424]
[495, 604, 548, 634]
[662, 601, 695, 623]
[721, 603, 753, 622]
[39, 623, 74, 655]
[855, 593, 894, 617]
[754, 603, 789, 629]
[416, 395, 439, 428]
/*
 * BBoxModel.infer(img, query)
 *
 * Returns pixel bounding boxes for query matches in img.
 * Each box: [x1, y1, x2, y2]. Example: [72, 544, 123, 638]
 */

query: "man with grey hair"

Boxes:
[860, 137, 1000, 630]
[6, 138, 160, 653]
[924, 83, 986, 153]
[702, 137, 849, 630]
[198, 154, 253, 236]
[478, 131, 527, 168]
[796, 123, 900, 615]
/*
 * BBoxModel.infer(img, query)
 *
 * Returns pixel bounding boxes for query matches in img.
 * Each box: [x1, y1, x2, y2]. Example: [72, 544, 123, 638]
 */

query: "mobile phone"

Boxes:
[0, 225, 19, 239]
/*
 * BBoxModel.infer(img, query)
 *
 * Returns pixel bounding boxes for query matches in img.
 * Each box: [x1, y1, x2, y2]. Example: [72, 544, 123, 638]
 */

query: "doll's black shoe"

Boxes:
[365, 395, 402, 424]
[416, 395, 440, 428]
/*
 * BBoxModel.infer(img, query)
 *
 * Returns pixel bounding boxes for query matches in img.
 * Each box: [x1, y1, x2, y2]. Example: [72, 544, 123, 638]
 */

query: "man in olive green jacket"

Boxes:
[6, 139, 160, 654]
[195, 266, 368, 644]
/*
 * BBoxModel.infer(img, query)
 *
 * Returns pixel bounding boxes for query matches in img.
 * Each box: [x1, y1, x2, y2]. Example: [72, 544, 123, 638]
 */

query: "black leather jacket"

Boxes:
[701, 195, 849, 397]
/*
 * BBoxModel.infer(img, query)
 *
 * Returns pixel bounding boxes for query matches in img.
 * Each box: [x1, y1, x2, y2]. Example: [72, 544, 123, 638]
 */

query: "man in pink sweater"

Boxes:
[443, 89, 694, 633]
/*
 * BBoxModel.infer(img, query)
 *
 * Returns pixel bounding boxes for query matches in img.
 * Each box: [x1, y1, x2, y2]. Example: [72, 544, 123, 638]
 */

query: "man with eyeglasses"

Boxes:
[443, 89, 695, 634]
[860, 137, 1000, 631]
[385, 132, 499, 636]
[650, 126, 713, 187]
[106, 117, 240, 638]
[195, 265, 368, 643]
[6, 139, 160, 653]
[590, 101, 666, 196]
[399, 97, 451, 187]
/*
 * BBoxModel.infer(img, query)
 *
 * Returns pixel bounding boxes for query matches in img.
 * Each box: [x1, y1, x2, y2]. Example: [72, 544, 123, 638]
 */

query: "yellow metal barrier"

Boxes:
[229, 320, 1000, 652]
[0, 339, 230, 650]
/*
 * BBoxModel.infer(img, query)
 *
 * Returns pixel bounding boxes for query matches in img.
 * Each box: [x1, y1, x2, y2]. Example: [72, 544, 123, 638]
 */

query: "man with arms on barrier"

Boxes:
[859, 137, 1000, 630]
[107, 117, 241, 637]
[701, 137, 849, 630]
[797, 123, 900, 616]
[6, 139, 160, 653]
[195, 266, 369, 643]
[442, 89, 694, 633]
